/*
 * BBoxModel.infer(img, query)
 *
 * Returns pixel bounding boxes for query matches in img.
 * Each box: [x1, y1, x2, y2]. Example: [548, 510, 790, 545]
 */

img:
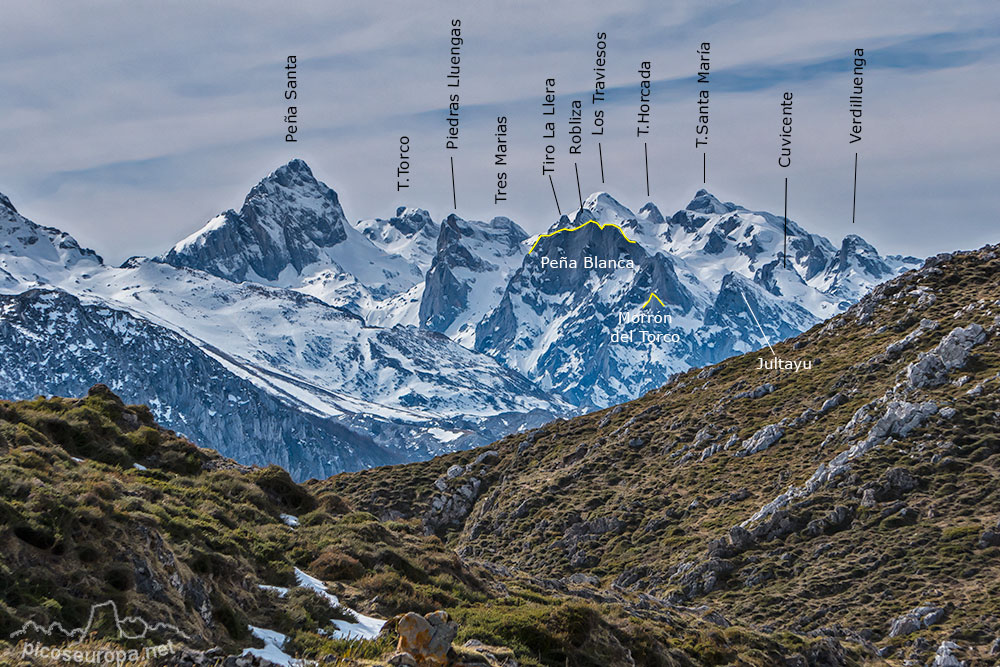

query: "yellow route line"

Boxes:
[528, 219, 638, 254]
[642, 293, 667, 309]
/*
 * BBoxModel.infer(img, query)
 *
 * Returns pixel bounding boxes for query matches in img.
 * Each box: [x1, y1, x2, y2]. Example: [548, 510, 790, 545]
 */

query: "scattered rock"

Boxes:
[628, 437, 646, 450]
[751, 510, 805, 543]
[888, 605, 946, 637]
[474, 450, 499, 466]
[388, 652, 418, 666]
[446, 465, 465, 479]
[614, 565, 652, 590]
[702, 609, 731, 628]
[728, 525, 755, 552]
[671, 557, 734, 597]
[867, 401, 938, 442]
[932, 640, 965, 667]
[565, 572, 600, 586]
[906, 323, 986, 389]
[879, 467, 920, 499]
[735, 383, 774, 400]
[561, 443, 588, 466]
[886, 318, 938, 356]
[939, 406, 957, 420]
[790, 407, 819, 428]
[736, 423, 784, 456]
[423, 477, 482, 535]
[978, 519, 1000, 548]
[805, 505, 853, 537]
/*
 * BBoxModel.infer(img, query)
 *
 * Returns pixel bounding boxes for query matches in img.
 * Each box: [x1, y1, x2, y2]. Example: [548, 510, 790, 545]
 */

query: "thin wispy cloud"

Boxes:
[1, 1, 998, 263]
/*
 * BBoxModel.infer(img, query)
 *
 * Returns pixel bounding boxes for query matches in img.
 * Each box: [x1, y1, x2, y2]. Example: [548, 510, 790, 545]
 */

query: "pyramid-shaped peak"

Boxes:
[638, 202, 664, 225]
[250, 158, 324, 195]
[581, 192, 637, 224]
[0, 192, 17, 215]
[840, 233, 879, 254]
[158, 159, 349, 282]
[686, 190, 733, 215]
[277, 157, 314, 177]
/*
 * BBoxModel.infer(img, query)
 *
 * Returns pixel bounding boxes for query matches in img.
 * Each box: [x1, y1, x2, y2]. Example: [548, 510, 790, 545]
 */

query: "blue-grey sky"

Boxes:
[2, 1, 998, 265]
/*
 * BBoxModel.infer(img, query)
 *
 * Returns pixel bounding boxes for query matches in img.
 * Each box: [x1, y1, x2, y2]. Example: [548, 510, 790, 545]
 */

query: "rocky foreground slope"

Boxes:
[0, 388, 870, 667]
[329, 244, 1000, 665]
[2, 244, 997, 666]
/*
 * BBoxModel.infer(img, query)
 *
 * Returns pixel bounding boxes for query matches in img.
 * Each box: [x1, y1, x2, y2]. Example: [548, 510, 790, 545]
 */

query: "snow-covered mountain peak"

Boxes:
[0, 192, 17, 215]
[355, 207, 439, 273]
[367, 207, 437, 242]
[0, 193, 103, 293]
[419, 214, 529, 344]
[638, 202, 665, 225]
[237, 158, 350, 250]
[438, 214, 528, 254]
[157, 160, 425, 313]
[686, 189, 735, 215]
[158, 159, 353, 283]
[577, 192, 637, 226]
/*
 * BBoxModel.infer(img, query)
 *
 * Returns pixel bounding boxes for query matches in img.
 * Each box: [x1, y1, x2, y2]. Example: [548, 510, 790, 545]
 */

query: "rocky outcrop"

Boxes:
[906, 323, 986, 389]
[420, 214, 528, 337]
[734, 383, 774, 400]
[424, 459, 494, 536]
[393, 611, 459, 667]
[886, 318, 938, 357]
[743, 397, 937, 525]
[888, 605, 946, 637]
[669, 558, 734, 598]
[736, 423, 784, 456]
[931, 641, 965, 667]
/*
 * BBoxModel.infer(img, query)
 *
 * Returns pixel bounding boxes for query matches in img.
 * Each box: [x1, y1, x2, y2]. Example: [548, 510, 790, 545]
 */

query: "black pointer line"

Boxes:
[644, 143, 650, 197]
[549, 175, 562, 216]
[852, 152, 858, 224]
[783, 177, 788, 269]
[450, 156, 457, 210]
[575, 163, 584, 209]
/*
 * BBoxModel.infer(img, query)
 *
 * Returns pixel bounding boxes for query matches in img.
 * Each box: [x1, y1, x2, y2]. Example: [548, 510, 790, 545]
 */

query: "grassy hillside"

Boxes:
[328, 244, 1000, 665]
[0, 389, 872, 665]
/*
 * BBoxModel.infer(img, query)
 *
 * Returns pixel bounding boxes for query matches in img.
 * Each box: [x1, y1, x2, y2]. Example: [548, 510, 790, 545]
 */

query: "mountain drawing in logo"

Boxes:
[9, 600, 191, 644]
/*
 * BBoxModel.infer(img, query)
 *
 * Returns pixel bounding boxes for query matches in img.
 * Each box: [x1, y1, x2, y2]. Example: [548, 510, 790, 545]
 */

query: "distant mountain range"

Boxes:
[0, 159, 919, 477]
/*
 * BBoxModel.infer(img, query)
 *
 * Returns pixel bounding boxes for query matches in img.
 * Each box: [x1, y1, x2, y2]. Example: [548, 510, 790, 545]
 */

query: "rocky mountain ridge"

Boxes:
[0, 158, 921, 477]
[0, 174, 570, 479]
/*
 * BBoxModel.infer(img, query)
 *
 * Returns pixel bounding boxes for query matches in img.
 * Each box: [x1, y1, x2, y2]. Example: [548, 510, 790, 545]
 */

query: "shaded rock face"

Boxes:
[419, 214, 528, 336]
[475, 201, 699, 408]
[160, 159, 350, 282]
[0, 289, 396, 478]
